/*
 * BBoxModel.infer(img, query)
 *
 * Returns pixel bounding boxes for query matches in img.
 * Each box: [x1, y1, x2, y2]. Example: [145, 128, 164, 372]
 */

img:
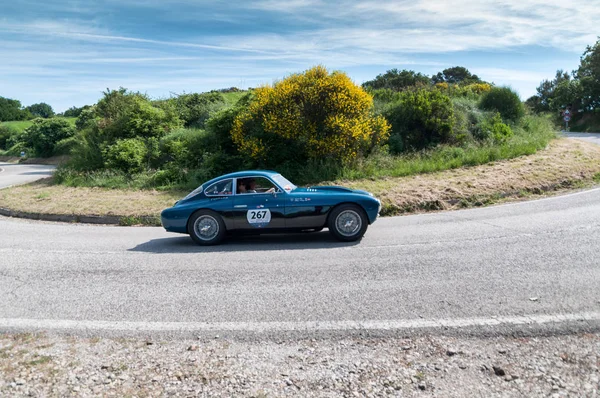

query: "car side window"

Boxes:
[204, 179, 233, 196]
[236, 177, 280, 194]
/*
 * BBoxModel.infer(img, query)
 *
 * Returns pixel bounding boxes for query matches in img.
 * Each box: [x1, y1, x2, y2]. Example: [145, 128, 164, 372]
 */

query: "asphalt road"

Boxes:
[0, 162, 55, 189]
[563, 131, 600, 145]
[1, 183, 599, 338]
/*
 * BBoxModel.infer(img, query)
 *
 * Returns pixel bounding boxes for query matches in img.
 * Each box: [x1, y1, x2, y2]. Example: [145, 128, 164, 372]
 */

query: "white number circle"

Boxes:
[247, 209, 271, 227]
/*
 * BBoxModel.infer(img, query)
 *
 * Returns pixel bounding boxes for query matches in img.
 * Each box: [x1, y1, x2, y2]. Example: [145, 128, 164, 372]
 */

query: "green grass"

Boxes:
[221, 91, 249, 107]
[336, 115, 556, 181]
[1, 120, 33, 132]
[1, 117, 76, 133]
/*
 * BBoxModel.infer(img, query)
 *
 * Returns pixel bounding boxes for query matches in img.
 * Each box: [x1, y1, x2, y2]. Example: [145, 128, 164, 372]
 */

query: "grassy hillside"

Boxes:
[1, 117, 76, 133]
[221, 91, 249, 106]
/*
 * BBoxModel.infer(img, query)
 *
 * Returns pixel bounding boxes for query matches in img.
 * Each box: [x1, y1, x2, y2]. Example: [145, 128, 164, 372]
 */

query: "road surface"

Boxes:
[0, 162, 55, 189]
[563, 132, 600, 145]
[1, 145, 600, 339]
[1, 187, 599, 338]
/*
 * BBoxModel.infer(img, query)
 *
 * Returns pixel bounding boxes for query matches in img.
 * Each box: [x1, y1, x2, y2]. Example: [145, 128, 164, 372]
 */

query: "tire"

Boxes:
[188, 210, 226, 246]
[327, 204, 368, 242]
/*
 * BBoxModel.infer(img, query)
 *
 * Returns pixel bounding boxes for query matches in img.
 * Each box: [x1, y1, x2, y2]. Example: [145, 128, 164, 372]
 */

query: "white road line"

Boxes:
[1, 312, 598, 333]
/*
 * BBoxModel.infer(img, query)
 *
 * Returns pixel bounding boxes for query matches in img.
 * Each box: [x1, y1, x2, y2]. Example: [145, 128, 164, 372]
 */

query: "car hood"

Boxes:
[294, 186, 374, 196]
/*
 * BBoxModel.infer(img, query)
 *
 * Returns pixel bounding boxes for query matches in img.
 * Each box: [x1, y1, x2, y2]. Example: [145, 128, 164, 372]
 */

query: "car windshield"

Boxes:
[272, 174, 297, 192]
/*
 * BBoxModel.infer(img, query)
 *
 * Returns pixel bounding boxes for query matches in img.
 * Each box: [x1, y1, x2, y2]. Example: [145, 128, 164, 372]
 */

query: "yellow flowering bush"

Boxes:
[231, 66, 389, 166]
[435, 82, 492, 98]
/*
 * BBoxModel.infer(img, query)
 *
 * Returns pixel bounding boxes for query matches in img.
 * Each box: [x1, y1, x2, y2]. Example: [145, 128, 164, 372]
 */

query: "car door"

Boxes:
[233, 177, 286, 230]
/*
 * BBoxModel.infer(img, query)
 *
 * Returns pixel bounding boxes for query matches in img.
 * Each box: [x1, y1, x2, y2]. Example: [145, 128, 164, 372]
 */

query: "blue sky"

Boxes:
[1, 0, 599, 112]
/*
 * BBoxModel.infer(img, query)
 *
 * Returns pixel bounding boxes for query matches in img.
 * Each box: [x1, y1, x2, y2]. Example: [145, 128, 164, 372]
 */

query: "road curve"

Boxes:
[0, 162, 55, 189]
[1, 185, 599, 338]
[563, 132, 600, 145]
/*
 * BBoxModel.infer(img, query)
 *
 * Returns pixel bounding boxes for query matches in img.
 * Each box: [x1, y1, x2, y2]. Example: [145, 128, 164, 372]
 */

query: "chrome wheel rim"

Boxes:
[335, 210, 361, 237]
[193, 215, 219, 241]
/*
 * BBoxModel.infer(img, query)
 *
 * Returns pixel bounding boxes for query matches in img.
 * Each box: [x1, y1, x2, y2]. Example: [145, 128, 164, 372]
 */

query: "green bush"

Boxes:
[0, 125, 18, 150]
[21, 118, 76, 157]
[478, 113, 513, 142]
[96, 91, 181, 142]
[451, 97, 486, 141]
[169, 92, 227, 128]
[362, 69, 431, 91]
[382, 89, 456, 153]
[103, 138, 148, 173]
[479, 87, 524, 122]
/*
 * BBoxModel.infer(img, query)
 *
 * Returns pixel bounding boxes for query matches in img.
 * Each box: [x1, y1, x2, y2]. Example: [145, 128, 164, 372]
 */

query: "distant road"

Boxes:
[0, 162, 55, 189]
[563, 132, 600, 146]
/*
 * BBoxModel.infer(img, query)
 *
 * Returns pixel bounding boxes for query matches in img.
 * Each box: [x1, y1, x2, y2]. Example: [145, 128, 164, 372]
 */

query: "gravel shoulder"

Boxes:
[1, 332, 598, 397]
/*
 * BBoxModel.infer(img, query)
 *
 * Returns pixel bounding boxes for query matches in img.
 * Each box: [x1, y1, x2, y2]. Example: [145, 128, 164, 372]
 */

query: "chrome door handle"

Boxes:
[234, 205, 247, 208]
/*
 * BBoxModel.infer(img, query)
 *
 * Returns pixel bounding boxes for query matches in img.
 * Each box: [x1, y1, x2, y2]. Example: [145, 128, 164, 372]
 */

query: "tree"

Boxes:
[231, 66, 389, 167]
[432, 66, 483, 85]
[63, 105, 91, 118]
[0, 97, 29, 121]
[532, 70, 571, 112]
[26, 102, 54, 118]
[362, 69, 431, 91]
[479, 87, 524, 122]
[576, 38, 600, 111]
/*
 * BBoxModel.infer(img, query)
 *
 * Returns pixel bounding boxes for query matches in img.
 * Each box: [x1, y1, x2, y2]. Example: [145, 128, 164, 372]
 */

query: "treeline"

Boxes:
[0, 98, 55, 121]
[526, 38, 600, 130]
[1, 63, 545, 187]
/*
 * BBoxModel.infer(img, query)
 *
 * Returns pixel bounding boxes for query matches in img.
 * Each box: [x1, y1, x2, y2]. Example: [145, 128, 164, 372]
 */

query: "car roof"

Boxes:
[203, 170, 280, 186]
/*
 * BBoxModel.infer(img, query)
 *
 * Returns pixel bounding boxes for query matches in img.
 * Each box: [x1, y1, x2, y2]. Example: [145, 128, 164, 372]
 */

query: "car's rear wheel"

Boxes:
[328, 204, 368, 242]
[188, 210, 226, 246]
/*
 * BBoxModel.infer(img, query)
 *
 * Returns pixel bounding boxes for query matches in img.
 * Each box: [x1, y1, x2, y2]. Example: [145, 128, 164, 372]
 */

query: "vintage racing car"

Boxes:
[161, 170, 381, 245]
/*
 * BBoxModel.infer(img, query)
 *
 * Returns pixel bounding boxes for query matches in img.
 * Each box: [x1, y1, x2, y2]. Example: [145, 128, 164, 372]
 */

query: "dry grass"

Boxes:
[340, 138, 600, 215]
[0, 179, 184, 218]
[1, 138, 600, 221]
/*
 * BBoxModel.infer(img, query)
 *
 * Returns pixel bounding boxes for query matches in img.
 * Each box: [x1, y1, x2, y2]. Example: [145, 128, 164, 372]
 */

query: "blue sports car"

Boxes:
[161, 170, 381, 245]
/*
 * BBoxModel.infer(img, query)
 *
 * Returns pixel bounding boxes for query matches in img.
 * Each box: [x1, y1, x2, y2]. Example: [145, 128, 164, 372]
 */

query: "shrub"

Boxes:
[478, 113, 513, 143]
[382, 89, 456, 153]
[75, 106, 97, 131]
[21, 118, 76, 157]
[231, 65, 389, 170]
[452, 97, 485, 142]
[170, 92, 227, 128]
[362, 69, 431, 91]
[480, 86, 524, 122]
[93, 88, 181, 143]
[0, 125, 18, 150]
[103, 138, 148, 173]
[64, 105, 91, 118]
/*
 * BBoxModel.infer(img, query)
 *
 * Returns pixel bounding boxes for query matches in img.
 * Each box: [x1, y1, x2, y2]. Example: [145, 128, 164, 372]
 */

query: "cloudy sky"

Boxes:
[1, 0, 599, 111]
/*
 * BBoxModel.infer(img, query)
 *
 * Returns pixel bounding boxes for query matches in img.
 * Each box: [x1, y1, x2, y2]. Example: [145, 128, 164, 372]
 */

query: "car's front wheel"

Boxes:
[328, 204, 368, 242]
[188, 210, 226, 245]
